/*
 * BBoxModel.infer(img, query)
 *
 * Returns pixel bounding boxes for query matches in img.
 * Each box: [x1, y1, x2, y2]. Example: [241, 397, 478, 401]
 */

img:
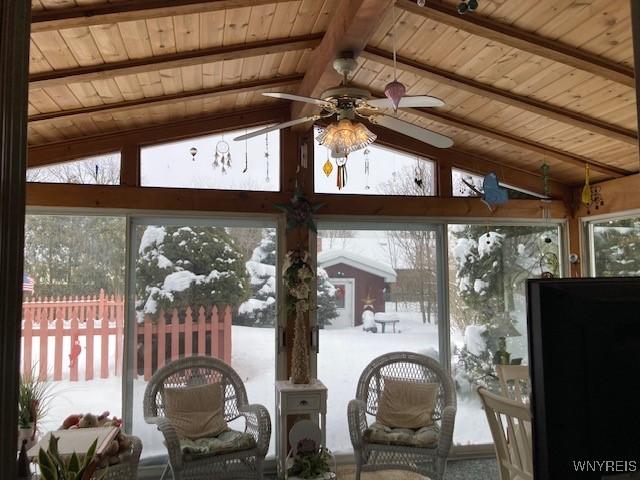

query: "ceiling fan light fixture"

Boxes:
[316, 119, 377, 156]
[384, 80, 406, 112]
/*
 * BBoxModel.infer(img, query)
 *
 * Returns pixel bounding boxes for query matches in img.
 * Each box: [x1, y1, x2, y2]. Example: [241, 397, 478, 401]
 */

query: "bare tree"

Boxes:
[318, 229, 354, 250]
[27, 154, 120, 185]
[380, 161, 438, 323]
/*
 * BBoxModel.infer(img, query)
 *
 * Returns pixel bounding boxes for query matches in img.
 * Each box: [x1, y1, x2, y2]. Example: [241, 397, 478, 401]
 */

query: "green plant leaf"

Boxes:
[68, 452, 80, 473]
[38, 448, 58, 480]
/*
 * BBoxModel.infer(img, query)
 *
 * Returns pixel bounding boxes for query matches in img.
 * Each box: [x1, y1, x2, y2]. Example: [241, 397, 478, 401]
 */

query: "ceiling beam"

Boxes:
[28, 103, 289, 167]
[397, 0, 635, 88]
[631, 0, 640, 169]
[356, 85, 630, 177]
[28, 74, 301, 124]
[29, 34, 322, 90]
[30, 0, 294, 33]
[362, 47, 638, 145]
[292, 0, 395, 120]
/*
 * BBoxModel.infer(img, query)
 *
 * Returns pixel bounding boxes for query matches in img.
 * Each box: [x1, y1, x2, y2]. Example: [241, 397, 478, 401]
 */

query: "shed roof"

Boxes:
[318, 249, 397, 283]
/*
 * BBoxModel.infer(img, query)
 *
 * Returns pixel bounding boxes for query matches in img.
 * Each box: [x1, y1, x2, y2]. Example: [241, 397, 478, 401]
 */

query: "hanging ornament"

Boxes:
[364, 148, 371, 190]
[417, 0, 426, 5]
[336, 155, 348, 190]
[581, 164, 592, 206]
[385, 80, 406, 113]
[386, 4, 407, 113]
[457, 0, 479, 14]
[274, 187, 324, 232]
[414, 165, 424, 190]
[214, 138, 231, 174]
[189, 146, 198, 161]
[322, 151, 334, 177]
[243, 133, 248, 173]
[264, 132, 271, 184]
[541, 162, 550, 197]
[95, 164, 99, 177]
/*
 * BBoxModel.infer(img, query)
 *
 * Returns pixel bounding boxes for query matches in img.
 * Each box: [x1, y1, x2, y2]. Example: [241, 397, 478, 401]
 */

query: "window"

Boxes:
[314, 128, 435, 196]
[130, 220, 278, 459]
[140, 127, 279, 191]
[26, 153, 121, 185]
[589, 216, 640, 276]
[316, 225, 442, 452]
[21, 214, 126, 433]
[448, 223, 561, 445]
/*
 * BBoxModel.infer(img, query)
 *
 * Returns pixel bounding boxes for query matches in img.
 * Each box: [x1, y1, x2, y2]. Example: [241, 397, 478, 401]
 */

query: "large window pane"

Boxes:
[140, 128, 279, 191]
[131, 222, 277, 459]
[317, 227, 441, 453]
[27, 153, 121, 185]
[448, 224, 560, 445]
[21, 214, 126, 436]
[591, 217, 640, 276]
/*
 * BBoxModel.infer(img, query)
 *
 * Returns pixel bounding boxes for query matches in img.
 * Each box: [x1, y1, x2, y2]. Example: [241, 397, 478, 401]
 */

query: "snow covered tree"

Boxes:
[450, 225, 559, 390]
[136, 225, 248, 317]
[237, 229, 338, 327]
[593, 218, 640, 276]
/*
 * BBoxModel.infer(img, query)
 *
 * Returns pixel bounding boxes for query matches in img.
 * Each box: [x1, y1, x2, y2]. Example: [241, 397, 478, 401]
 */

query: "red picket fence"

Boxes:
[21, 289, 232, 382]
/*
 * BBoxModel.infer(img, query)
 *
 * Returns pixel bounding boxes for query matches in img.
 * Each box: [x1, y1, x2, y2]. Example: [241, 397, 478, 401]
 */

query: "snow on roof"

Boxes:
[317, 249, 397, 283]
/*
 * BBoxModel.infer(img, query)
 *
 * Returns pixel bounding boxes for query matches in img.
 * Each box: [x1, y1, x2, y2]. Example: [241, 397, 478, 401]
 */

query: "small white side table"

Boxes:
[275, 379, 328, 479]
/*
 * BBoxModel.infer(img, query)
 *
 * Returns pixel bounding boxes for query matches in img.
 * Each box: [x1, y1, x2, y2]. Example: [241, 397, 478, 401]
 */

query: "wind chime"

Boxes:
[364, 148, 371, 190]
[264, 132, 271, 184]
[581, 163, 604, 214]
[213, 135, 232, 174]
[336, 156, 347, 189]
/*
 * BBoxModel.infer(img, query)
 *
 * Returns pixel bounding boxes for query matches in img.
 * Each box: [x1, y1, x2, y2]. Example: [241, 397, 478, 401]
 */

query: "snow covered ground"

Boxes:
[28, 305, 491, 460]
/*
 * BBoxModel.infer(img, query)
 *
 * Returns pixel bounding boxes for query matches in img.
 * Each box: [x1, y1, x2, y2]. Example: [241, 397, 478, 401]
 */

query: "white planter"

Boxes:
[17, 426, 36, 451]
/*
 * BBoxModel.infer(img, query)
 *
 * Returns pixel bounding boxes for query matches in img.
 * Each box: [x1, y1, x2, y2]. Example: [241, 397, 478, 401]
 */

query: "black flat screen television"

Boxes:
[527, 277, 640, 479]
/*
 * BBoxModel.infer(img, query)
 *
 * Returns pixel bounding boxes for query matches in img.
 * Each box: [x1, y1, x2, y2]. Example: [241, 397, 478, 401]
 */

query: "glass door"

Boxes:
[126, 217, 280, 460]
[313, 222, 446, 453]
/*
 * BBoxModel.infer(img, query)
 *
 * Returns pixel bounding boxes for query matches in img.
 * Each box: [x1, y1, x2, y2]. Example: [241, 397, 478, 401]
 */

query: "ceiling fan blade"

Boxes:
[368, 114, 454, 149]
[366, 95, 445, 109]
[262, 92, 333, 108]
[233, 116, 319, 141]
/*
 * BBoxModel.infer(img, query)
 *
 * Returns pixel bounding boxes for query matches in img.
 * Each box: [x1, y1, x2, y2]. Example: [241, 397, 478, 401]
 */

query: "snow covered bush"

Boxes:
[136, 226, 249, 318]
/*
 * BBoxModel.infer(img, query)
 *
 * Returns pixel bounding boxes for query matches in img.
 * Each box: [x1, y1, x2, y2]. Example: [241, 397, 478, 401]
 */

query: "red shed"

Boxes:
[318, 250, 397, 328]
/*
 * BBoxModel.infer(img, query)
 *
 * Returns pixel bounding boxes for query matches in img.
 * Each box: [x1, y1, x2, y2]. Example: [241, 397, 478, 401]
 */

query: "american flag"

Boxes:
[23, 274, 35, 294]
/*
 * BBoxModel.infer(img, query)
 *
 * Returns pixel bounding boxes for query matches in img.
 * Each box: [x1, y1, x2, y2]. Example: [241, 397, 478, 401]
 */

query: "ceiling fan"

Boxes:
[233, 53, 454, 150]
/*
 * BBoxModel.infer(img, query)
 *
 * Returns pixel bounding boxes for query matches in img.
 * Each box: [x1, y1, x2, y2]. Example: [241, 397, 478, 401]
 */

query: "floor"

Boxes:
[334, 458, 499, 480]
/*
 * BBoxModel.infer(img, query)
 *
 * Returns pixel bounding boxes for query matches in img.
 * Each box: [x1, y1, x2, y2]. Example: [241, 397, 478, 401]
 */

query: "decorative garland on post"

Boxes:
[283, 249, 314, 384]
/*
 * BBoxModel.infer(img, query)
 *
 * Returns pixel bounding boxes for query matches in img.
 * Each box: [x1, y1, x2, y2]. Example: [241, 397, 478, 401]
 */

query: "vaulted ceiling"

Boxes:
[27, 0, 638, 186]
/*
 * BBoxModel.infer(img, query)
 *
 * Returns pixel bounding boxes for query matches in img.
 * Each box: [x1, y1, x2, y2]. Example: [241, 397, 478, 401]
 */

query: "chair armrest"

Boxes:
[348, 399, 369, 450]
[145, 416, 182, 469]
[239, 403, 271, 457]
[437, 405, 457, 458]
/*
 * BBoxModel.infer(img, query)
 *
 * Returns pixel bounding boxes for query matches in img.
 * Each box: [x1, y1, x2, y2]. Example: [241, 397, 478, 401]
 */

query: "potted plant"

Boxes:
[287, 437, 335, 480]
[18, 367, 53, 450]
[37, 434, 100, 480]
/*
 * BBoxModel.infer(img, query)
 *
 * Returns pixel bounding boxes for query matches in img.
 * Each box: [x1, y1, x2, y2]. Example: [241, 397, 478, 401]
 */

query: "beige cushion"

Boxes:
[164, 382, 227, 440]
[179, 429, 257, 460]
[376, 378, 438, 429]
[363, 421, 439, 448]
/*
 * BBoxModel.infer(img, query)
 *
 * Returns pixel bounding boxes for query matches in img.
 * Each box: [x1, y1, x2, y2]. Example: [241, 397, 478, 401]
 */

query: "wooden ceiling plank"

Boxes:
[31, 0, 297, 33]
[396, 0, 634, 88]
[632, 0, 640, 169]
[29, 74, 302, 124]
[362, 47, 637, 145]
[29, 34, 322, 89]
[292, 0, 395, 120]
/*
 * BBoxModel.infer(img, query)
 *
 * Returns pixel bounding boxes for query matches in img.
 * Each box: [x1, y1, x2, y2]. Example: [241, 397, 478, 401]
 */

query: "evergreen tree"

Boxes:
[450, 225, 559, 389]
[136, 225, 248, 317]
[593, 218, 640, 276]
[237, 229, 338, 327]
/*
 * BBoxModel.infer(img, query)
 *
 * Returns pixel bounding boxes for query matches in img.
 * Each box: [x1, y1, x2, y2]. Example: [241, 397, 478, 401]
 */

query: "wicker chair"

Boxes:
[143, 356, 271, 480]
[347, 352, 457, 480]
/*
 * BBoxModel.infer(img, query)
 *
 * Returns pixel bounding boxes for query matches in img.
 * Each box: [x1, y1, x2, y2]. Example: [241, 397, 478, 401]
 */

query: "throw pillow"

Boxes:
[164, 382, 227, 440]
[376, 378, 438, 429]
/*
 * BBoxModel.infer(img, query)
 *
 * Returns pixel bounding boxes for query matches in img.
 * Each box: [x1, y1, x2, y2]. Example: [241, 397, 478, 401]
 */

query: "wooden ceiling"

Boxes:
[27, 0, 638, 186]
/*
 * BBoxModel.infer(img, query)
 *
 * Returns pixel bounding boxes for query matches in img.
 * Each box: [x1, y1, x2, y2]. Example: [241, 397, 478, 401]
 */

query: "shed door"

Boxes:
[328, 278, 354, 328]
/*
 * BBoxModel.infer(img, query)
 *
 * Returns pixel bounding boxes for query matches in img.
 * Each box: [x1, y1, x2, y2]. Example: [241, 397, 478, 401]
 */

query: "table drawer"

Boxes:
[286, 394, 321, 412]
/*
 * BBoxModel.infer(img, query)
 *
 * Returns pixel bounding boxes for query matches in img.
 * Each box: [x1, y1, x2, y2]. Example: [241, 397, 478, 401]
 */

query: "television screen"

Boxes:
[527, 278, 640, 479]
